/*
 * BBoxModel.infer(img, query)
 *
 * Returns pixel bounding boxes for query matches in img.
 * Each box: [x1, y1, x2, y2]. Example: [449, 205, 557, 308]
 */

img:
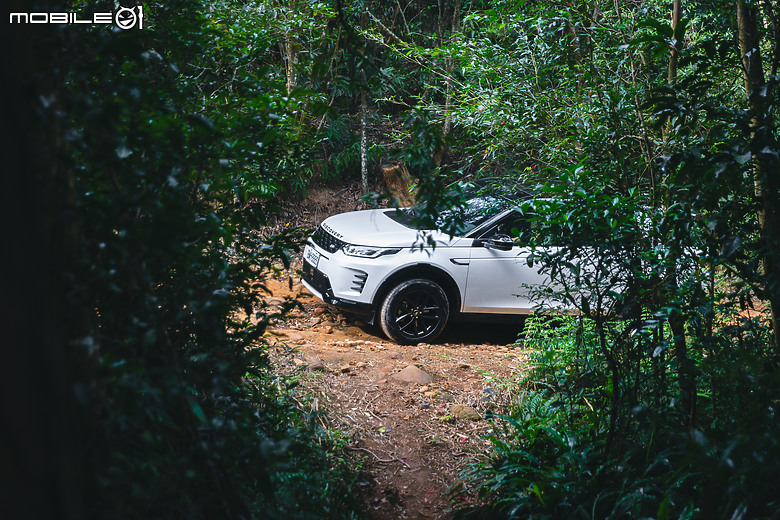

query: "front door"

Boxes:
[461, 211, 550, 314]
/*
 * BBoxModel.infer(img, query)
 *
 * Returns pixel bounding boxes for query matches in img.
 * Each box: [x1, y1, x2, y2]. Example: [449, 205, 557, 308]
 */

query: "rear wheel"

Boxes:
[379, 278, 449, 345]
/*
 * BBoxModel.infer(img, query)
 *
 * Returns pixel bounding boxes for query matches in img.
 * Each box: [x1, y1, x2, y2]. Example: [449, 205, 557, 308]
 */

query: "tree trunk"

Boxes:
[4, 16, 89, 519]
[596, 317, 620, 454]
[664, 0, 697, 426]
[671, 308, 697, 427]
[434, 0, 461, 167]
[668, 0, 682, 84]
[284, 34, 297, 95]
[283, 0, 298, 96]
[737, 0, 780, 352]
[360, 80, 369, 199]
[442, 0, 461, 139]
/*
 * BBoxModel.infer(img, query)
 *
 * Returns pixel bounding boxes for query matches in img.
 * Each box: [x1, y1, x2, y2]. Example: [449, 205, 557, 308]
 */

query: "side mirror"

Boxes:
[483, 236, 513, 251]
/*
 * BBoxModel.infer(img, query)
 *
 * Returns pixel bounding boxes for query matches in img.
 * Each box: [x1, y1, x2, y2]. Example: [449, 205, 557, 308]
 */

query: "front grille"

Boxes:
[302, 260, 332, 295]
[311, 226, 346, 254]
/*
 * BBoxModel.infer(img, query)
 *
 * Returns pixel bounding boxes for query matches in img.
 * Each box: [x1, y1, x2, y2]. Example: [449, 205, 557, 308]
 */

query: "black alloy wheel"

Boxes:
[379, 278, 449, 345]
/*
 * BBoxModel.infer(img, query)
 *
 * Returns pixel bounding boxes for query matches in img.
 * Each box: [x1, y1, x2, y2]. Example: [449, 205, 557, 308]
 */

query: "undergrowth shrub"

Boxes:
[242, 369, 366, 520]
[10, 1, 369, 517]
[454, 315, 780, 520]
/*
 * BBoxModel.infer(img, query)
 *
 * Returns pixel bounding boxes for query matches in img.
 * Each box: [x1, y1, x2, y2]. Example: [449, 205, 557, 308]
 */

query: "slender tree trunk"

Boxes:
[284, 34, 297, 95]
[671, 308, 696, 426]
[737, 0, 780, 352]
[668, 0, 682, 84]
[442, 0, 461, 138]
[434, 0, 461, 167]
[282, 0, 298, 96]
[596, 317, 620, 454]
[663, 0, 697, 426]
[360, 77, 369, 199]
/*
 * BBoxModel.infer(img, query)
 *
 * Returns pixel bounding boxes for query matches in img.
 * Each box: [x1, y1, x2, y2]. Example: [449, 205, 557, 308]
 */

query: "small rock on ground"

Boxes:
[391, 365, 433, 384]
[449, 404, 482, 421]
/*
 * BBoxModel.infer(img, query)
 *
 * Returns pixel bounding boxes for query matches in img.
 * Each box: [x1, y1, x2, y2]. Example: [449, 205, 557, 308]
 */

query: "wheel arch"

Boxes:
[372, 264, 462, 321]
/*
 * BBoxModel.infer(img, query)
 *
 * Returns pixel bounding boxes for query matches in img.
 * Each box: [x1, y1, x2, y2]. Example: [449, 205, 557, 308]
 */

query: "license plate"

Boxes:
[304, 245, 321, 269]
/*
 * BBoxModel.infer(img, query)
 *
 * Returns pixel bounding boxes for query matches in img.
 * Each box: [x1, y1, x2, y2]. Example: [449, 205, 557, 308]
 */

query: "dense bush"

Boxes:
[449, 0, 779, 516]
[5, 1, 366, 518]
[456, 311, 780, 519]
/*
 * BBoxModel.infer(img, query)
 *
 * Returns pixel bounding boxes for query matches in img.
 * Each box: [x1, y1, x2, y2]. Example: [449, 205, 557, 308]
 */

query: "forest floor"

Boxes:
[255, 180, 533, 519]
[263, 273, 530, 519]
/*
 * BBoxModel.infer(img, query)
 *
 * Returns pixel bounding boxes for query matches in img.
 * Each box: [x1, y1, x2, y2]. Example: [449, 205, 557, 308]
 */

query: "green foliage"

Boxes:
[11, 0, 780, 517]
[458, 314, 780, 520]
[11, 0, 367, 517]
[319, 114, 387, 181]
[449, 0, 780, 515]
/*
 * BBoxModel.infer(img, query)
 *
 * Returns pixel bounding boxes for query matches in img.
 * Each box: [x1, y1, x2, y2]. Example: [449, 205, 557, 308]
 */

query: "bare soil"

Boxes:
[261, 273, 531, 519]
[252, 179, 532, 518]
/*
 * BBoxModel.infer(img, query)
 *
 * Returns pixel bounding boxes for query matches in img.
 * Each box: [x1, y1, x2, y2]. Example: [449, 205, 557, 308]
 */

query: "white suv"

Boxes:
[300, 189, 553, 344]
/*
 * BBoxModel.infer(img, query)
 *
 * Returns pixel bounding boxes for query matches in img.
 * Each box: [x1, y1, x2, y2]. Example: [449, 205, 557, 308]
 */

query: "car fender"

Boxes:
[369, 262, 464, 323]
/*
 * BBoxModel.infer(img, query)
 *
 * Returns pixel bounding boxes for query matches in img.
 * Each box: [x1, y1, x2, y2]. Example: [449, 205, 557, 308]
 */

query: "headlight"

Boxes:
[342, 244, 402, 258]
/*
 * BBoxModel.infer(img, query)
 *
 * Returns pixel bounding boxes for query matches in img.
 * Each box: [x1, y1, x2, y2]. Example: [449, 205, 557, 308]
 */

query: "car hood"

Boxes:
[320, 209, 464, 248]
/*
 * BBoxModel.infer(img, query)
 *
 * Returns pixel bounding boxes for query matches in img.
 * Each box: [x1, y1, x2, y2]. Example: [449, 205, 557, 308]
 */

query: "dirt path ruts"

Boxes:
[262, 274, 530, 519]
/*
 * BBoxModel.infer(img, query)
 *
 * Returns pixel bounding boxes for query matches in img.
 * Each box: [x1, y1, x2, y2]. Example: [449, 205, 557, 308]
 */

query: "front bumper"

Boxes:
[300, 235, 468, 320]
[300, 242, 379, 319]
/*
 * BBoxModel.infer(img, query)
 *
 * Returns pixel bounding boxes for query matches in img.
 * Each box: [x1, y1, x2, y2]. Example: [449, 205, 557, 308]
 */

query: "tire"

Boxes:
[379, 278, 449, 345]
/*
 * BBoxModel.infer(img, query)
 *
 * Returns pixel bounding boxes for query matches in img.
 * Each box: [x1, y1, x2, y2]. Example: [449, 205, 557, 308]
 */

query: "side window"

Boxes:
[478, 208, 565, 247]
[479, 211, 532, 245]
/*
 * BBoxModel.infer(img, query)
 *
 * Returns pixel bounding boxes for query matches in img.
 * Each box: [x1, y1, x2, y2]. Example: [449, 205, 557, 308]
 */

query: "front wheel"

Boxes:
[379, 278, 449, 345]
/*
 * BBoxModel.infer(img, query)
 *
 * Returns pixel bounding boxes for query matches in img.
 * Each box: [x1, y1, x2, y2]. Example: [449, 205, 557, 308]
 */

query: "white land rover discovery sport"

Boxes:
[300, 187, 553, 344]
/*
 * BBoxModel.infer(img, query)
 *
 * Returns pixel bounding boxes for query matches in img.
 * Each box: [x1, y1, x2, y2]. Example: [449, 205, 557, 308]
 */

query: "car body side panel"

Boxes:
[462, 246, 551, 314]
[301, 201, 568, 324]
[302, 240, 470, 308]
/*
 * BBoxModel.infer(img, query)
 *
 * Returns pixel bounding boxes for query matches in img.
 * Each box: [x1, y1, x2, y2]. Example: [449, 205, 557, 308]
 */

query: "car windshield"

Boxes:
[386, 194, 512, 234]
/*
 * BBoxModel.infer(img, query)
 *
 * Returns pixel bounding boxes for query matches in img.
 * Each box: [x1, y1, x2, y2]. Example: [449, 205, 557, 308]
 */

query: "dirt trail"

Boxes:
[262, 274, 530, 519]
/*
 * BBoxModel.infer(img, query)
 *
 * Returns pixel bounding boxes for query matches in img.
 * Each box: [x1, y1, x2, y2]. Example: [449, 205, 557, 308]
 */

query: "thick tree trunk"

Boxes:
[737, 0, 780, 352]
[3, 14, 89, 519]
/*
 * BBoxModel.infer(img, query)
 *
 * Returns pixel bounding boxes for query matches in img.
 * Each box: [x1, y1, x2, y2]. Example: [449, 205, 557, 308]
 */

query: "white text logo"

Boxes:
[10, 7, 144, 29]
